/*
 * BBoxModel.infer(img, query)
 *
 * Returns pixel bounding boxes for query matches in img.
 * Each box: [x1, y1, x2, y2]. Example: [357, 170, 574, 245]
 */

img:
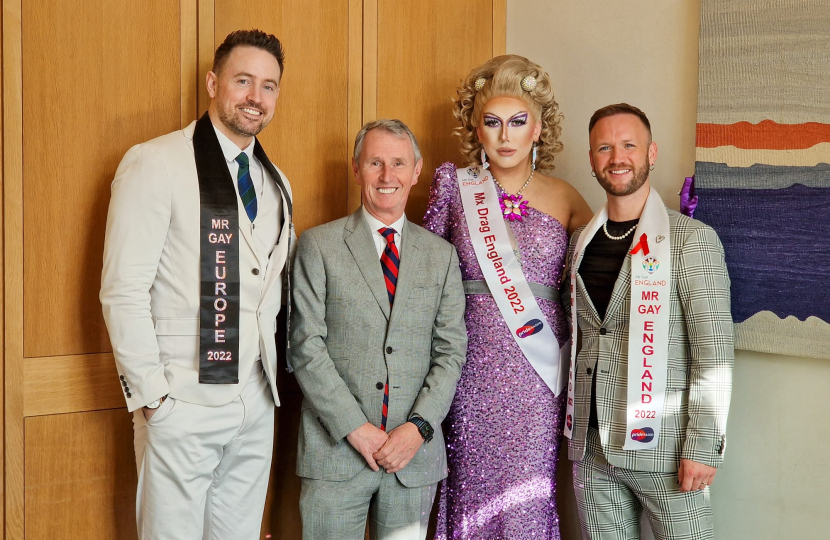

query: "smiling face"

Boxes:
[353, 129, 423, 225]
[207, 46, 281, 149]
[588, 113, 657, 197]
[475, 96, 542, 171]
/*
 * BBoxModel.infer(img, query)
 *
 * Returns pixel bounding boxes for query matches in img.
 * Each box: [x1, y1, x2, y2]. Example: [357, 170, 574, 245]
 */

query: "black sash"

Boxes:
[193, 113, 293, 383]
[194, 114, 242, 384]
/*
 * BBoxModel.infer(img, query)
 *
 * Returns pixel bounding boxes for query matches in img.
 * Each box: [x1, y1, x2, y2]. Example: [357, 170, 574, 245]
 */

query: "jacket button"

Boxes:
[120, 375, 125, 381]
[122, 380, 128, 387]
[376, 382, 384, 390]
[126, 392, 132, 398]
[599, 328, 607, 335]
[385, 346, 393, 354]
[586, 367, 593, 375]
[252, 268, 260, 275]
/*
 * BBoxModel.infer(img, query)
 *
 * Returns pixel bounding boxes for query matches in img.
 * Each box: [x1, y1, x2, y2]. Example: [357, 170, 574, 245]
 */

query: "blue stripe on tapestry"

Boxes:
[694, 184, 830, 323]
[695, 162, 830, 189]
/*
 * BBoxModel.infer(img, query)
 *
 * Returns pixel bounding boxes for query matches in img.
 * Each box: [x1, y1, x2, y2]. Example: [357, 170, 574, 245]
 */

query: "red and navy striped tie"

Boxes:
[379, 227, 399, 431]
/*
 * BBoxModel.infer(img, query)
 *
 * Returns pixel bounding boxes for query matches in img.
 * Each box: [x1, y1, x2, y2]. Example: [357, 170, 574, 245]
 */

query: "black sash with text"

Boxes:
[194, 113, 240, 384]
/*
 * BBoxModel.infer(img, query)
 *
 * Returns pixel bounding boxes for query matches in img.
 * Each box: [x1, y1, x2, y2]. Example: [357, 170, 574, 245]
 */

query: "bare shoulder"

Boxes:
[541, 174, 585, 201]
[531, 173, 593, 234]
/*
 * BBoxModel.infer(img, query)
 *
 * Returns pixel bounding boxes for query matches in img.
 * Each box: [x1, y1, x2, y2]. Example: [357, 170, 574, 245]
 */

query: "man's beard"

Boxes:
[595, 159, 649, 196]
[218, 101, 269, 138]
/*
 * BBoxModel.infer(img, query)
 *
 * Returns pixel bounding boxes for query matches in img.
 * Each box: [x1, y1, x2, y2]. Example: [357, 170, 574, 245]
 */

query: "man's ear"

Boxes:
[206, 71, 218, 99]
[412, 158, 424, 184]
[648, 141, 658, 167]
[352, 157, 361, 183]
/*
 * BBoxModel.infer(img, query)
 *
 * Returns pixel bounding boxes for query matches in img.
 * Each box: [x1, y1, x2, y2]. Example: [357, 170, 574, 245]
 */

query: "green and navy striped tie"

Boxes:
[235, 152, 257, 222]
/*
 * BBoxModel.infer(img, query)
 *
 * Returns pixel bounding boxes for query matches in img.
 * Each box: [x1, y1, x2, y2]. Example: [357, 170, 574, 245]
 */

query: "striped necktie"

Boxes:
[235, 152, 257, 222]
[378, 227, 399, 431]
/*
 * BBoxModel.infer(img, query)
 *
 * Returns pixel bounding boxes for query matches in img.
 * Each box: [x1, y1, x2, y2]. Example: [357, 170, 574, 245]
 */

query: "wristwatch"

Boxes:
[407, 415, 434, 443]
[145, 395, 167, 410]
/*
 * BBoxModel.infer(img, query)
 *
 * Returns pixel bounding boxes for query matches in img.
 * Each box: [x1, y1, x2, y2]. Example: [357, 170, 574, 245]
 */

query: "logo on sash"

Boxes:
[566, 414, 573, 430]
[642, 256, 660, 274]
[516, 319, 544, 338]
[631, 427, 655, 443]
[469, 165, 481, 178]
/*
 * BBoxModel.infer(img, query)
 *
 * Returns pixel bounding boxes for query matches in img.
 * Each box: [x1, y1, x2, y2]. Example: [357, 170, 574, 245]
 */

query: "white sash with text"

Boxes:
[564, 187, 671, 450]
[457, 166, 568, 395]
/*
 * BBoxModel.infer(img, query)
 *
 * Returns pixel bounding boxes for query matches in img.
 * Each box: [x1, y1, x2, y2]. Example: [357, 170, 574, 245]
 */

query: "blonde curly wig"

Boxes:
[454, 55, 564, 171]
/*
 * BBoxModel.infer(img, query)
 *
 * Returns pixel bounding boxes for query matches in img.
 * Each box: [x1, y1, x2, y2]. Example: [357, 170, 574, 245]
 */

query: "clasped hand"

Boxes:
[346, 422, 423, 473]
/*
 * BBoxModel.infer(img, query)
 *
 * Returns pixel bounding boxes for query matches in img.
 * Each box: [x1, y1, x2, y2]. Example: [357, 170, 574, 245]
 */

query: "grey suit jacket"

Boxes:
[290, 209, 467, 487]
[562, 208, 733, 473]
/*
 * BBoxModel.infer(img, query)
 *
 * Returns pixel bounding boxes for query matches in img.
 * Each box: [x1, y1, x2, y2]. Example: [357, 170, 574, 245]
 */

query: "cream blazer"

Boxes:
[100, 120, 294, 412]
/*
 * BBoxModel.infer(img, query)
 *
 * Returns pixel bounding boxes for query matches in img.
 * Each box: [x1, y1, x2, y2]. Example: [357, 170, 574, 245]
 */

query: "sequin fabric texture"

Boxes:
[424, 163, 570, 540]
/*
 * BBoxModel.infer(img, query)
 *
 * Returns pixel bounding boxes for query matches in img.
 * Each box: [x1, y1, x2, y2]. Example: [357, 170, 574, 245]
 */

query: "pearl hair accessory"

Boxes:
[520, 75, 537, 92]
[473, 74, 538, 93]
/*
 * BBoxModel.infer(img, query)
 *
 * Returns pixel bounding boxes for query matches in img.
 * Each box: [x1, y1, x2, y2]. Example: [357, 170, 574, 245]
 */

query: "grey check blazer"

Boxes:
[562, 208, 733, 473]
[290, 209, 467, 487]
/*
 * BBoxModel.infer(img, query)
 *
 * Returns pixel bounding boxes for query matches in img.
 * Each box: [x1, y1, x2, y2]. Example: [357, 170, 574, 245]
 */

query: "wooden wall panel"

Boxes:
[376, 0, 497, 225]
[214, 0, 352, 234]
[25, 409, 137, 540]
[21, 0, 182, 358]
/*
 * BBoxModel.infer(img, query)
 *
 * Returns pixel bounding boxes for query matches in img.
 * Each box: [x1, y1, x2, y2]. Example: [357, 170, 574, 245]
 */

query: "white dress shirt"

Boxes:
[362, 206, 405, 259]
[212, 124, 282, 259]
[212, 124, 283, 365]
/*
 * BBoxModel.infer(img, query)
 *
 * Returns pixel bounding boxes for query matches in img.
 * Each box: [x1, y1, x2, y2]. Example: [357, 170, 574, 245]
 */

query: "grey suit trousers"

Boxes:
[300, 470, 437, 540]
[573, 429, 713, 540]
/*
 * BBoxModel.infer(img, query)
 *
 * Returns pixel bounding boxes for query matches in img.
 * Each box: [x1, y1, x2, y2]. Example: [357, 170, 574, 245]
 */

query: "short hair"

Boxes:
[589, 103, 652, 138]
[454, 55, 563, 171]
[213, 29, 285, 80]
[353, 119, 422, 163]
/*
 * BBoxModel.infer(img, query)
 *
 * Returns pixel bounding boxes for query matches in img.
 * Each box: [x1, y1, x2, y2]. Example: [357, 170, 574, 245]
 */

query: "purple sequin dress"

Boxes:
[424, 163, 570, 540]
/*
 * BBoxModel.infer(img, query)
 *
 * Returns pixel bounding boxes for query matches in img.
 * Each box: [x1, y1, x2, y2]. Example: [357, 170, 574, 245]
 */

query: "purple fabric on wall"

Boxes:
[694, 184, 830, 323]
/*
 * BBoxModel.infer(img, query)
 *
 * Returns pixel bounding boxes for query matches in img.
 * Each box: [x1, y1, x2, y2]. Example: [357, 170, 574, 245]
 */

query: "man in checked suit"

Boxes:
[291, 119, 467, 539]
[101, 30, 294, 539]
[563, 104, 733, 539]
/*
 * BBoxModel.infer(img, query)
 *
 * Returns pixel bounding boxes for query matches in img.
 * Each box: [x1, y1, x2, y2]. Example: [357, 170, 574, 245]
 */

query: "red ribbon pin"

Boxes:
[630, 233, 650, 256]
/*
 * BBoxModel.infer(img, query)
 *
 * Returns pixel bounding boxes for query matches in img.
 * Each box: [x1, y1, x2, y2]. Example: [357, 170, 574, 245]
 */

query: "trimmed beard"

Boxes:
[595, 158, 650, 197]
[218, 101, 269, 139]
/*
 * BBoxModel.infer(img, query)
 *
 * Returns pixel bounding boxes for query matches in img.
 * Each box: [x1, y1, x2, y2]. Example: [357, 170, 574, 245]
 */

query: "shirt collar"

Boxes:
[361, 206, 406, 235]
[212, 122, 255, 164]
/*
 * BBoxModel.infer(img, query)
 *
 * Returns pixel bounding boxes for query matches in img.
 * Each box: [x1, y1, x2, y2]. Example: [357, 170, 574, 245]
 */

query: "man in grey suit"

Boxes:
[563, 104, 733, 540]
[290, 119, 467, 539]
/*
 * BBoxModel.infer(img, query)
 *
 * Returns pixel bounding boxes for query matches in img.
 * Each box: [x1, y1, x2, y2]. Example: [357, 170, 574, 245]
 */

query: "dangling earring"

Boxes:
[649, 164, 655, 171]
[481, 148, 490, 169]
[591, 171, 597, 178]
[531, 142, 538, 171]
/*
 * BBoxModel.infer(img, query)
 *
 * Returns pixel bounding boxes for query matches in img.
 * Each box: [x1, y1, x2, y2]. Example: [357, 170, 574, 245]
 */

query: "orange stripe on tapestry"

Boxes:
[696, 120, 830, 150]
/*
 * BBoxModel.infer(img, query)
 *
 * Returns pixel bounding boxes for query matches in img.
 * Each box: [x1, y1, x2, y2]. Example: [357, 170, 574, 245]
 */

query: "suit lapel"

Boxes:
[572, 237, 602, 325]
[575, 273, 602, 325]
[389, 219, 420, 327]
[344, 210, 391, 320]
[603, 253, 632, 324]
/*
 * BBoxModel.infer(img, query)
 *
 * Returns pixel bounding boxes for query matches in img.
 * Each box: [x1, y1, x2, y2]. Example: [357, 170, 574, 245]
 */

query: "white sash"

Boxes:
[563, 187, 671, 450]
[457, 166, 569, 395]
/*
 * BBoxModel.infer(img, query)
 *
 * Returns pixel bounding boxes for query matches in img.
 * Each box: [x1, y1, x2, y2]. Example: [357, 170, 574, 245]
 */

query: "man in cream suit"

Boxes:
[100, 30, 293, 539]
[291, 119, 467, 539]
[563, 103, 733, 539]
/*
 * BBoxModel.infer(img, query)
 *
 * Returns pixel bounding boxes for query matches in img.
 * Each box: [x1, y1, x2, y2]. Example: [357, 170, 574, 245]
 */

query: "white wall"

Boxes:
[508, 1, 830, 539]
